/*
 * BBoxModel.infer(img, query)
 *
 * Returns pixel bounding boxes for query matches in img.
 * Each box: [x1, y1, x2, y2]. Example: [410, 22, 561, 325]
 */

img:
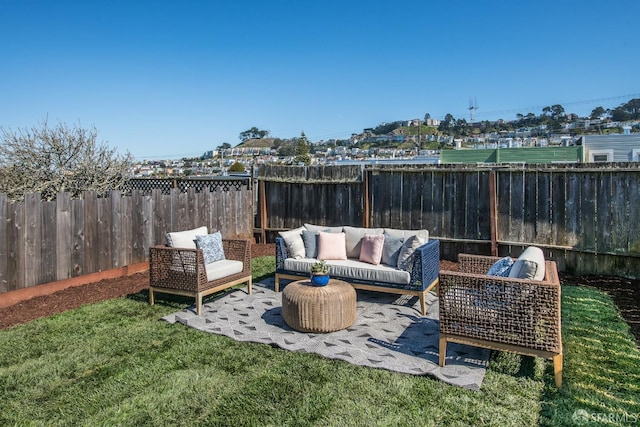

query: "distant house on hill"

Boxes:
[578, 134, 640, 162]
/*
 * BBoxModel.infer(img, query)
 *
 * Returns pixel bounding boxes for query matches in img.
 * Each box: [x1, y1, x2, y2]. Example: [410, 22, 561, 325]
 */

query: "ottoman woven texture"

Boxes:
[282, 279, 357, 333]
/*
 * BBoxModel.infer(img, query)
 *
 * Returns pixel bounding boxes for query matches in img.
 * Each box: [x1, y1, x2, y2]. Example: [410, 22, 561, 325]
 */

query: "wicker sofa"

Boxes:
[149, 227, 252, 315]
[275, 224, 440, 316]
[438, 251, 563, 387]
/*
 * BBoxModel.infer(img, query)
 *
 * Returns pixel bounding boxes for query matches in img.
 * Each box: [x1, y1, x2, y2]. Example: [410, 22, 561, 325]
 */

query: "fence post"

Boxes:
[259, 179, 267, 243]
[489, 169, 498, 256]
[363, 168, 370, 228]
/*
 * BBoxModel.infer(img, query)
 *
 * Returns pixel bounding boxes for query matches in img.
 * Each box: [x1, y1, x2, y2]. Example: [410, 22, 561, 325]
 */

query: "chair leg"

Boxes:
[247, 277, 252, 295]
[149, 287, 155, 306]
[274, 275, 280, 292]
[419, 291, 426, 316]
[553, 353, 563, 388]
[439, 336, 447, 366]
[196, 293, 203, 315]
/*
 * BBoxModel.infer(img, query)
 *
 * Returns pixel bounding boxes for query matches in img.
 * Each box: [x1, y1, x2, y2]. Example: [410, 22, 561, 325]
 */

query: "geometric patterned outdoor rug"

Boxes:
[162, 278, 490, 391]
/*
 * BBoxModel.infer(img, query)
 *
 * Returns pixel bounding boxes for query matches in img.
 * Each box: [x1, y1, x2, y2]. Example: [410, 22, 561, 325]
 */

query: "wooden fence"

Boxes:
[0, 181, 253, 294]
[257, 163, 640, 279]
[2, 163, 639, 295]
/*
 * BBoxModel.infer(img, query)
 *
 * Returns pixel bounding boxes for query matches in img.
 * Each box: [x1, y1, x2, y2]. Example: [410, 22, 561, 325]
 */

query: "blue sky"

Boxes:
[2, 0, 639, 160]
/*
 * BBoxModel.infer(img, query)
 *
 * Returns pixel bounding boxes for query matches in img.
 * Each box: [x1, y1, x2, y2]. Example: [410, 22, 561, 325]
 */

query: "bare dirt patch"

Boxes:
[559, 272, 640, 348]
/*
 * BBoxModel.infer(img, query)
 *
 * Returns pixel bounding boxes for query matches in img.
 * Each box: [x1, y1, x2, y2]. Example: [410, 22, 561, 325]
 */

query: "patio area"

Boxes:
[0, 245, 639, 425]
[2, 245, 638, 346]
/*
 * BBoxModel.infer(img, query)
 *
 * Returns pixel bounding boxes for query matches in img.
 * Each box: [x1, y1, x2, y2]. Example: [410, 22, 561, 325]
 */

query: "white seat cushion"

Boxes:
[283, 258, 410, 285]
[205, 259, 243, 281]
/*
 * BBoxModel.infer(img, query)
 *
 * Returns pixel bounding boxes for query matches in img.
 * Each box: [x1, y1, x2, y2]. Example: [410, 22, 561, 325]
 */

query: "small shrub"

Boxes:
[228, 161, 245, 172]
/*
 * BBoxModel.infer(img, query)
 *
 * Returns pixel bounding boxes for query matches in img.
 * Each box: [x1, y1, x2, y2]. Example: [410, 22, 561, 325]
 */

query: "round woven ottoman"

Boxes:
[281, 279, 357, 333]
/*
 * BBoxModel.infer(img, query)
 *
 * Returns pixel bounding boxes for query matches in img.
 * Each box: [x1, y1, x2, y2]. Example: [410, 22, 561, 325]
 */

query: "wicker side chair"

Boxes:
[149, 239, 252, 315]
[438, 253, 563, 387]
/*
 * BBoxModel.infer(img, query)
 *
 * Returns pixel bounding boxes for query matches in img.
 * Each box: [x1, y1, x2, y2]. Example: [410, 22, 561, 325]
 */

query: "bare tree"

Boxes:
[0, 120, 133, 201]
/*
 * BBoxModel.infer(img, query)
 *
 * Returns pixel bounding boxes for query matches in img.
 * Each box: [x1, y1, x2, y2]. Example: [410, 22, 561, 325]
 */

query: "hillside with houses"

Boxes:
[130, 99, 640, 177]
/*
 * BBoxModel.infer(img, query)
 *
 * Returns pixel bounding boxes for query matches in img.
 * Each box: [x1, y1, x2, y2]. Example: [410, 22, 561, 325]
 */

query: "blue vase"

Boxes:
[311, 274, 330, 286]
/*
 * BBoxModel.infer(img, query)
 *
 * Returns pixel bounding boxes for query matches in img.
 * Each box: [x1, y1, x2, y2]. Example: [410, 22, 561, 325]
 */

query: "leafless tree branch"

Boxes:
[0, 119, 133, 201]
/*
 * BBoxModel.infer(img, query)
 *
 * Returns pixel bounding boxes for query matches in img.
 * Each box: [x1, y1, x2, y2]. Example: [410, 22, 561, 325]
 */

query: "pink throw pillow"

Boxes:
[316, 231, 347, 260]
[359, 234, 385, 265]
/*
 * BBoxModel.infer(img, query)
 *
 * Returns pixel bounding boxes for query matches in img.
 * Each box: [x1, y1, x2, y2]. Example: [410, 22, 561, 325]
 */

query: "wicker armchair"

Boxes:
[438, 253, 563, 387]
[149, 239, 252, 315]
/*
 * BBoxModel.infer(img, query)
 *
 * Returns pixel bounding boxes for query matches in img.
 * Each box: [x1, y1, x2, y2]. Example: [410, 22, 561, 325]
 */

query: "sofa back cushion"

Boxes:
[304, 223, 344, 233]
[359, 234, 385, 265]
[383, 228, 429, 241]
[508, 246, 546, 280]
[166, 226, 208, 249]
[317, 231, 348, 260]
[343, 226, 384, 258]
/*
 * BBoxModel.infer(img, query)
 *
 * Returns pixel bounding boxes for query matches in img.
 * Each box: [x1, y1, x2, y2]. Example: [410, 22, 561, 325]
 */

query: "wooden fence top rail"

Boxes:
[258, 162, 640, 177]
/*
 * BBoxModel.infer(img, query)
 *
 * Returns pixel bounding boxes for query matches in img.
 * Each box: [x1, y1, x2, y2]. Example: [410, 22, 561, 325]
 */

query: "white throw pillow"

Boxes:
[397, 234, 427, 270]
[508, 246, 546, 280]
[278, 226, 306, 259]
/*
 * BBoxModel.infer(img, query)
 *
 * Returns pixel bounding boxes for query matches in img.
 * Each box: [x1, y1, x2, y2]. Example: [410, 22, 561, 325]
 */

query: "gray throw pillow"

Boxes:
[381, 233, 404, 266]
[301, 229, 328, 258]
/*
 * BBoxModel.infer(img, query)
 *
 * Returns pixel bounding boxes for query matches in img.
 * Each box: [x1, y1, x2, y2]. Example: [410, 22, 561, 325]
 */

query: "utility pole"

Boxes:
[469, 98, 478, 123]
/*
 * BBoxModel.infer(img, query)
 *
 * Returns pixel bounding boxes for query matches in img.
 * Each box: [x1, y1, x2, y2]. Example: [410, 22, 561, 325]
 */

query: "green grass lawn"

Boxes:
[1, 256, 639, 426]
